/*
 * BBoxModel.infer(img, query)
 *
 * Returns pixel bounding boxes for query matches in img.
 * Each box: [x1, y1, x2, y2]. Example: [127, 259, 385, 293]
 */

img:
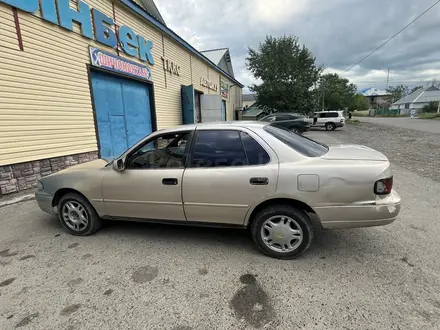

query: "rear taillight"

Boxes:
[374, 177, 393, 195]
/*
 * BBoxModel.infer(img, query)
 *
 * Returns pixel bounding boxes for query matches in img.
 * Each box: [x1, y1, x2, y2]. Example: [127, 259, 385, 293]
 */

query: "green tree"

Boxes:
[386, 84, 410, 102]
[246, 35, 322, 114]
[349, 94, 370, 111]
[319, 73, 357, 110]
[422, 101, 439, 113]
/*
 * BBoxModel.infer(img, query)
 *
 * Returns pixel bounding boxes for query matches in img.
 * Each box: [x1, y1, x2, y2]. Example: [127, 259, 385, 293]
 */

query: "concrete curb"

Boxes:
[0, 193, 35, 208]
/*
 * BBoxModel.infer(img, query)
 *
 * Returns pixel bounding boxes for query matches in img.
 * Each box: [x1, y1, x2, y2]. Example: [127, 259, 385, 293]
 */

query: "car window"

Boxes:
[260, 115, 275, 122]
[275, 115, 289, 121]
[319, 112, 327, 118]
[192, 130, 247, 167]
[240, 132, 270, 165]
[264, 125, 328, 157]
[328, 112, 339, 118]
[126, 132, 191, 169]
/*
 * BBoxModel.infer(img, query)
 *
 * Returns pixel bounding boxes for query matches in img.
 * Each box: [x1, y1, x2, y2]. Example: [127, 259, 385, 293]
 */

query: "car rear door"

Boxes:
[182, 128, 278, 225]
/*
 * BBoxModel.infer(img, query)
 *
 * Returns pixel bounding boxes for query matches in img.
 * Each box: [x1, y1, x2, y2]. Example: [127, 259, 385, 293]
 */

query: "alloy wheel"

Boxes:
[62, 201, 89, 232]
[260, 215, 303, 253]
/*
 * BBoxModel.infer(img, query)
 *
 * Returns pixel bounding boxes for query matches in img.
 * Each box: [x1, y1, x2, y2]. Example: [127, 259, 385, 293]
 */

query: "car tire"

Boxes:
[58, 192, 103, 236]
[325, 122, 336, 131]
[250, 205, 314, 259]
[291, 127, 301, 135]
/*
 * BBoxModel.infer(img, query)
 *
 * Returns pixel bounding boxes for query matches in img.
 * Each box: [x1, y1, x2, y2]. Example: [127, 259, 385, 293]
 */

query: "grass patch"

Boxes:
[419, 113, 440, 119]
[351, 110, 369, 117]
[346, 119, 361, 125]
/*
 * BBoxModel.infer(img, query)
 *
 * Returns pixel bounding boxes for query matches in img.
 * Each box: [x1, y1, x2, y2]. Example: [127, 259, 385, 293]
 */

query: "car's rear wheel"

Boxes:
[58, 192, 102, 236]
[291, 127, 301, 134]
[325, 122, 336, 131]
[251, 205, 314, 259]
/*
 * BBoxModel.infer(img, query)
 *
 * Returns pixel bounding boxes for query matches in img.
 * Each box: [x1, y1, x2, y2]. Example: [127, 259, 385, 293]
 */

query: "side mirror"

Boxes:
[113, 158, 125, 172]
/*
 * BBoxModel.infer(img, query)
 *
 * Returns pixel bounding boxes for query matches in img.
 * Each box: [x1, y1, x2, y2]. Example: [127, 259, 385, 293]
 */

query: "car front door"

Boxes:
[102, 131, 193, 221]
[182, 129, 278, 225]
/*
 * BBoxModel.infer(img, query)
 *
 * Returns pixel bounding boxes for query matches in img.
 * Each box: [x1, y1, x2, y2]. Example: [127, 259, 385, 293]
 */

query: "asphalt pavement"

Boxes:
[358, 116, 440, 134]
[1, 127, 440, 329]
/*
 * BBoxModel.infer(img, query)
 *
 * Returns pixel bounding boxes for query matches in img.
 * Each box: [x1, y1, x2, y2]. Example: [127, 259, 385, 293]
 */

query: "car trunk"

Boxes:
[321, 145, 388, 161]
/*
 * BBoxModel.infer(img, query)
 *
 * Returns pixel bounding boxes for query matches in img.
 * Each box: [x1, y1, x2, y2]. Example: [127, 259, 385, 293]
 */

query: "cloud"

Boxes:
[155, 0, 440, 92]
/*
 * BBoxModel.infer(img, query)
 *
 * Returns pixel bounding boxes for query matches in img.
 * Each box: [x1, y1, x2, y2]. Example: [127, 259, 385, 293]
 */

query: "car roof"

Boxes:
[155, 121, 269, 134]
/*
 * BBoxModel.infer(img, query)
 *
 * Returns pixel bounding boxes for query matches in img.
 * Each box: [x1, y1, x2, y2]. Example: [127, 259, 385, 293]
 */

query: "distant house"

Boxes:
[240, 103, 266, 120]
[242, 94, 257, 109]
[361, 88, 393, 108]
[391, 86, 440, 114]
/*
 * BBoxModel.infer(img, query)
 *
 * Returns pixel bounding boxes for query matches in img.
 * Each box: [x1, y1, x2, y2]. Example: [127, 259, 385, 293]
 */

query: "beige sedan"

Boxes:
[36, 121, 401, 259]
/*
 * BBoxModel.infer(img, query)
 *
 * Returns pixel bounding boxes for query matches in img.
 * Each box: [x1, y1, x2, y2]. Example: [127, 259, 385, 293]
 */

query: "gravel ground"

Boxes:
[1, 125, 440, 329]
[324, 123, 440, 183]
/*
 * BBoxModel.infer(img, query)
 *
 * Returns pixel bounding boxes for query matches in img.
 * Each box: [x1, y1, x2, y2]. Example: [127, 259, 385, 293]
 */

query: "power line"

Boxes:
[353, 81, 430, 84]
[345, 0, 440, 72]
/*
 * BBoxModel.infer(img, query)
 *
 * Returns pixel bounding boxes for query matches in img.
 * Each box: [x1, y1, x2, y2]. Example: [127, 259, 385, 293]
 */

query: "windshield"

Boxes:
[264, 125, 329, 157]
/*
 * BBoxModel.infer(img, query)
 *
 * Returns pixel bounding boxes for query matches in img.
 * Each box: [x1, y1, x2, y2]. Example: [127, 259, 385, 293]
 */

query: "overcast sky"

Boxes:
[155, 0, 440, 93]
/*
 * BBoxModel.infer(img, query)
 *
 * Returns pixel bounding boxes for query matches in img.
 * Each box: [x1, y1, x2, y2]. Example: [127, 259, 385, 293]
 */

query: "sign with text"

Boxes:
[161, 56, 180, 76]
[90, 47, 152, 81]
[201, 77, 218, 92]
[0, 0, 155, 65]
[220, 78, 229, 98]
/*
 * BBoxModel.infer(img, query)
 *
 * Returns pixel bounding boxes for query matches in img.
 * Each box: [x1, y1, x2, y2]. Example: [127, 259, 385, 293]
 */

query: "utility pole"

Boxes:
[386, 68, 390, 90]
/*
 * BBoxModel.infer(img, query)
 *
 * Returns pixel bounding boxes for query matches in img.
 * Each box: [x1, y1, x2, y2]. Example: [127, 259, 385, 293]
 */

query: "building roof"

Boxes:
[361, 87, 391, 97]
[200, 48, 235, 77]
[201, 48, 228, 65]
[242, 94, 256, 102]
[122, 1, 244, 88]
[139, 0, 166, 26]
[393, 86, 440, 105]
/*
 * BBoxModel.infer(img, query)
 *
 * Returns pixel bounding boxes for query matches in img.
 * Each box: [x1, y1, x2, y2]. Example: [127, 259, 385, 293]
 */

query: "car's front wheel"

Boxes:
[58, 192, 103, 236]
[251, 205, 314, 259]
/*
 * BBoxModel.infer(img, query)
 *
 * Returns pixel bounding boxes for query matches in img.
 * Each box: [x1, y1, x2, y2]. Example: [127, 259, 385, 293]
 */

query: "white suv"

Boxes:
[309, 111, 345, 131]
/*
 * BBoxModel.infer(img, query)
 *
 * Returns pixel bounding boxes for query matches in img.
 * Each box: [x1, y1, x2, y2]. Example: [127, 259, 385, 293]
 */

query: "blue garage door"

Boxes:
[91, 71, 152, 158]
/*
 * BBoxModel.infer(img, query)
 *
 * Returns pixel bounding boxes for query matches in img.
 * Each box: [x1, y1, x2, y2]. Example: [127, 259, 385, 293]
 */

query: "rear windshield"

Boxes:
[264, 125, 329, 157]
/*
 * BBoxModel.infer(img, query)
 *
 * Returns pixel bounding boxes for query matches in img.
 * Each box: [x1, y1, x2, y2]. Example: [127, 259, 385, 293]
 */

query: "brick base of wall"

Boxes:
[0, 151, 99, 197]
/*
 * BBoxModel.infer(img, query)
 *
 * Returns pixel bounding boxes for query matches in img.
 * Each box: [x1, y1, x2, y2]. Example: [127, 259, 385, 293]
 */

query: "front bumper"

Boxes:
[336, 122, 345, 127]
[35, 190, 56, 215]
[314, 190, 401, 229]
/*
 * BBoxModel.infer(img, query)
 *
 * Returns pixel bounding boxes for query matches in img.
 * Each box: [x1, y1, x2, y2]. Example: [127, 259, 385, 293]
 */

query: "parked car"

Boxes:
[36, 121, 401, 259]
[259, 113, 310, 134]
[309, 110, 345, 131]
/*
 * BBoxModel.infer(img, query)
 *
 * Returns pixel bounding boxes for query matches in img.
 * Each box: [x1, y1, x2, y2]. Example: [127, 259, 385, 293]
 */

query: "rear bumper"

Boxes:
[314, 190, 401, 229]
[35, 190, 56, 215]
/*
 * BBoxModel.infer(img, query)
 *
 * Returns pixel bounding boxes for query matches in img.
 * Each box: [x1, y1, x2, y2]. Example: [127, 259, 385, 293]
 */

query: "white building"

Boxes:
[390, 86, 440, 114]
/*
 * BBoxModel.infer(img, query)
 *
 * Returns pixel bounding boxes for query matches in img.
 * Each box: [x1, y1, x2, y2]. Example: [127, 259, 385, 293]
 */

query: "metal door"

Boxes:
[91, 71, 152, 158]
[200, 94, 222, 122]
[181, 85, 195, 124]
[221, 100, 227, 121]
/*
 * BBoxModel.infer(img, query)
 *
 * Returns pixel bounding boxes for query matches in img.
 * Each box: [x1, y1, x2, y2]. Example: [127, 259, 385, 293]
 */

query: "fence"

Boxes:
[370, 109, 400, 117]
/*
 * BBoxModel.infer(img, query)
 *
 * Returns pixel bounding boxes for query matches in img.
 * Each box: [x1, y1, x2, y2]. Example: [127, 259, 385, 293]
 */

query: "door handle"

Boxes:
[162, 178, 178, 185]
[250, 177, 269, 185]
